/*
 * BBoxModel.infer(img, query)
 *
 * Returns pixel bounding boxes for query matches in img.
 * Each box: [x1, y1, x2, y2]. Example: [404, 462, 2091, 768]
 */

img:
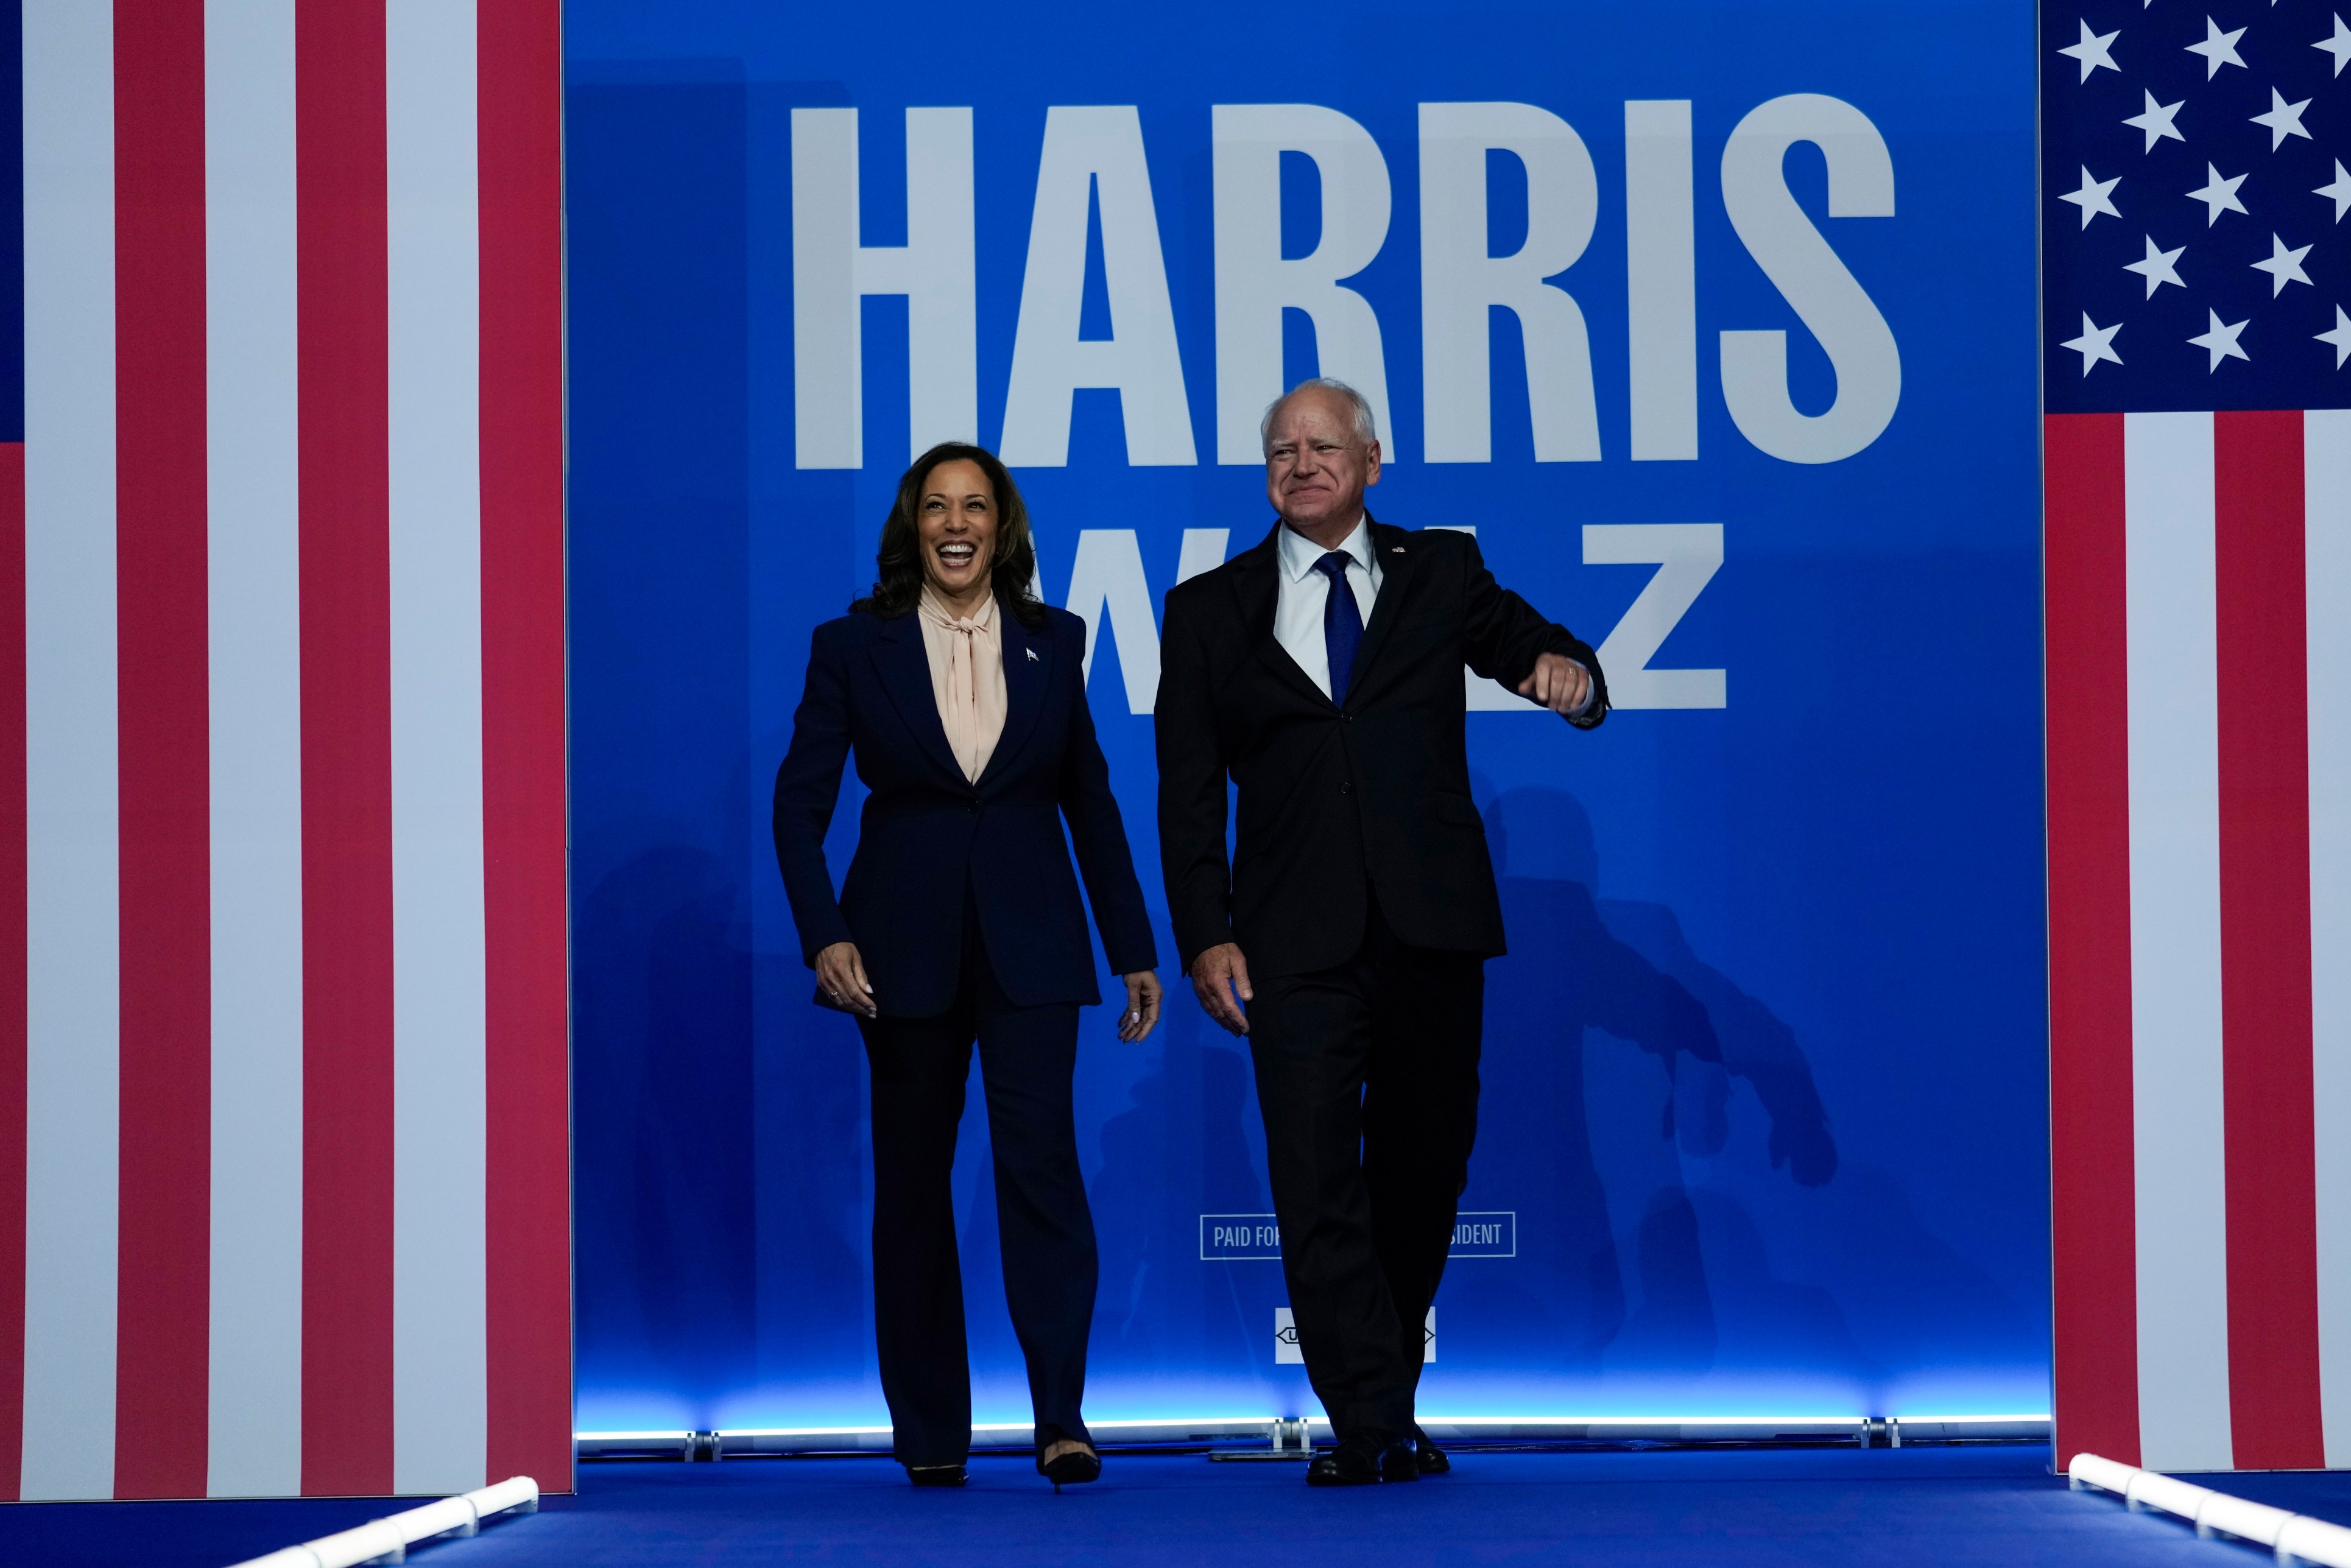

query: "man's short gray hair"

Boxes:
[1260, 376, 1379, 455]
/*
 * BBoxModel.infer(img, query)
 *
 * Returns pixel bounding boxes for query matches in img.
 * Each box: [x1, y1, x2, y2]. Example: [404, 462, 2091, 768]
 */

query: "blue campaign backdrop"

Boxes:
[562, 0, 2048, 1432]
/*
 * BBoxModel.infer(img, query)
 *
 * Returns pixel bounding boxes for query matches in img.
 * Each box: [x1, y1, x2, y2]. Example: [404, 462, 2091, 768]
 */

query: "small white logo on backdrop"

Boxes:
[1274, 1306, 1435, 1363]
[1274, 1307, 1303, 1364]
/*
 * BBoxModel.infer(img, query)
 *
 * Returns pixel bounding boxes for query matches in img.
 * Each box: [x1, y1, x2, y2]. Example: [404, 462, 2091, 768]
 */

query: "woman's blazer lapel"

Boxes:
[977, 610, 1051, 788]
[867, 615, 967, 784]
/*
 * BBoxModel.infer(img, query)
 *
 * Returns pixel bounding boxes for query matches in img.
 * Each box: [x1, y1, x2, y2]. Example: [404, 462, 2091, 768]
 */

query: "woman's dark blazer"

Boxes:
[772, 603, 1157, 1018]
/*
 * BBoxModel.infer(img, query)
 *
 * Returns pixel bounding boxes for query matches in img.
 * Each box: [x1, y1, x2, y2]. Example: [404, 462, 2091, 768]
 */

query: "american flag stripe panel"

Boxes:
[2043, 0, 2350, 1472]
[1, 0, 569, 1502]
[2048, 409, 2351, 1471]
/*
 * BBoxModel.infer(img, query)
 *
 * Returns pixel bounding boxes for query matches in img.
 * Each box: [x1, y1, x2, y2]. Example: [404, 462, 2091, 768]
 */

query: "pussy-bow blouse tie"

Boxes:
[916, 586, 1007, 783]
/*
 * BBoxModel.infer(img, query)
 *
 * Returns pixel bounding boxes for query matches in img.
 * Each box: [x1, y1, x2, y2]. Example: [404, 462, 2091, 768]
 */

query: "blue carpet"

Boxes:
[1, 1491, 439, 1568]
[10, 1446, 2351, 1567]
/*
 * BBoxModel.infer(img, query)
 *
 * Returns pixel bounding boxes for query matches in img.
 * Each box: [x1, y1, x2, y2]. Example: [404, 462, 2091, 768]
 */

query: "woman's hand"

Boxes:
[1116, 971, 1162, 1042]
[815, 941, 877, 1018]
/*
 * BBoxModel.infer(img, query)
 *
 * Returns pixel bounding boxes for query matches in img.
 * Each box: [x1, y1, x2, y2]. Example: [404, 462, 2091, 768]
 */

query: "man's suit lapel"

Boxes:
[976, 609, 1050, 789]
[1232, 523, 1332, 709]
[870, 614, 968, 784]
[1345, 518, 1423, 705]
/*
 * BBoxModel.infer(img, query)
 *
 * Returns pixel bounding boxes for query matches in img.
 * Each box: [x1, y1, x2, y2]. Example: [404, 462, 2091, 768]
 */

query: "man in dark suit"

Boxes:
[1155, 378, 1607, 1486]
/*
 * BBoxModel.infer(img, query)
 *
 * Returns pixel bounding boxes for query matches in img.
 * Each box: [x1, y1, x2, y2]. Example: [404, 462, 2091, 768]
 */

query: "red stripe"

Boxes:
[2213, 409, 2324, 1469]
[112, 0, 214, 1500]
[2043, 412, 2141, 1466]
[297, 0, 396, 1496]
[0, 444, 27, 1501]
[474, 0, 571, 1495]
[476, 0, 573, 1492]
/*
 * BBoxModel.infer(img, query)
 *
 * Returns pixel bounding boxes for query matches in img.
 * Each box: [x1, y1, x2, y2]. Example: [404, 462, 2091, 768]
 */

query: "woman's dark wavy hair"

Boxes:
[852, 441, 1046, 627]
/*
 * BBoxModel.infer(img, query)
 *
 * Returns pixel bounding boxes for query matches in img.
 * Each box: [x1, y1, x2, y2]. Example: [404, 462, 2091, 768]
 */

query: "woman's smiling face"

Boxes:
[917, 458, 998, 603]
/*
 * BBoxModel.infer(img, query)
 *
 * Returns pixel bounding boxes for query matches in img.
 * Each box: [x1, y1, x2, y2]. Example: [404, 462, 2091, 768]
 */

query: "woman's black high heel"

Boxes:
[1037, 1435, 1101, 1492]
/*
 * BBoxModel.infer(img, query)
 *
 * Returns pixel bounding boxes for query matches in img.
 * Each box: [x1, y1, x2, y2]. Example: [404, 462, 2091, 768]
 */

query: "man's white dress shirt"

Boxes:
[1273, 516, 1382, 700]
[1271, 516, 1591, 714]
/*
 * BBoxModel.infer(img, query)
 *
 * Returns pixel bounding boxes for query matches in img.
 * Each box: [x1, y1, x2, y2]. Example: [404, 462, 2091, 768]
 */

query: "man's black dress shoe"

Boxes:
[1306, 1431, 1419, 1486]
[1412, 1427, 1450, 1474]
[906, 1464, 967, 1488]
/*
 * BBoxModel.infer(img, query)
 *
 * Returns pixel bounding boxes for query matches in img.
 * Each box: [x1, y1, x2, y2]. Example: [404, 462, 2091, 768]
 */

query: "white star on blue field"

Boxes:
[2043, 1, 2350, 409]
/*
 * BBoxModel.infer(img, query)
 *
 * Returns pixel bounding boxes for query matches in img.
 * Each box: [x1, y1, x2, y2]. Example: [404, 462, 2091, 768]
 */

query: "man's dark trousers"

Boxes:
[1156, 518, 1608, 1444]
[1247, 893, 1482, 1441]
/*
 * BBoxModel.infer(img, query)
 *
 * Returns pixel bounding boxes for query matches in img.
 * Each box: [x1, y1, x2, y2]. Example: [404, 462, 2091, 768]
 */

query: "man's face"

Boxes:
[1264, 390, 1381, 537]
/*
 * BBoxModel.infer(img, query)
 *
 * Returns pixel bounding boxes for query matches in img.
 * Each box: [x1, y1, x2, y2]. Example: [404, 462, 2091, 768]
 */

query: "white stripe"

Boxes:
[386, 0, 488, 1496]
[204, 0, 304, 1499]
[19, 0, 121, 1502]
[2308, 407, 2351, 1468]
[2123, 410, 2234, 1472]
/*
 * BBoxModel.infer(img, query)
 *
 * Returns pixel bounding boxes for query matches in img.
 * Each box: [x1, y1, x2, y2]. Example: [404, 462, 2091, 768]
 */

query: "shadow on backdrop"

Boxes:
[1463, 785, 2029, 1402]
[1468, 784, 1850, 1383]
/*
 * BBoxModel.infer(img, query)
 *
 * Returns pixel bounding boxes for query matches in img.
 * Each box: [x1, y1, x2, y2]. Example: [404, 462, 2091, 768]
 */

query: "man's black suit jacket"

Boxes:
[1155, 518, 1607, 980]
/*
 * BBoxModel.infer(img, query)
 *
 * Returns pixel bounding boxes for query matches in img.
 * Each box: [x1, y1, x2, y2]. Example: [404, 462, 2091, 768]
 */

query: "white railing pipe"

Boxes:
[224, 1476, 538, 1568]
[2069, 1453, 2351, 1568]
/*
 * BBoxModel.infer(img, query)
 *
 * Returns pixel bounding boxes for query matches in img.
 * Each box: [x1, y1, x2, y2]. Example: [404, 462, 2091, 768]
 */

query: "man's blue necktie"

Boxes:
[1313, 550, 1364, 703]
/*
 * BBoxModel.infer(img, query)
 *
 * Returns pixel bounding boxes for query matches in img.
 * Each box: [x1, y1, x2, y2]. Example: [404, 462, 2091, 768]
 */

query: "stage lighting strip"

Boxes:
[2068, 1453, 2351, 1566]
[224, 1476, 541, 1568]
[579, 1415, 2048, 1436]
[574, 1412, 2048, 1455]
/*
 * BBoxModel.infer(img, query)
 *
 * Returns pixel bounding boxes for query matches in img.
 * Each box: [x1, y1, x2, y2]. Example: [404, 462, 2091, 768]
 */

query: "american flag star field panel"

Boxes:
[2043, 0, 2351, 410]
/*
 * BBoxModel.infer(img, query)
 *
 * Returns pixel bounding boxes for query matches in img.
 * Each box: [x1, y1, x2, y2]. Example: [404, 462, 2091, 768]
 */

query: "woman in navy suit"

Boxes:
[773, 441, 1160, 1491]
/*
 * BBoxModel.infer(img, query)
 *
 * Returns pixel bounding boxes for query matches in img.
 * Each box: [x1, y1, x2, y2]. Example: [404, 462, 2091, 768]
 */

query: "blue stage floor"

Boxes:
[13, 1446, 2351, 1568]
